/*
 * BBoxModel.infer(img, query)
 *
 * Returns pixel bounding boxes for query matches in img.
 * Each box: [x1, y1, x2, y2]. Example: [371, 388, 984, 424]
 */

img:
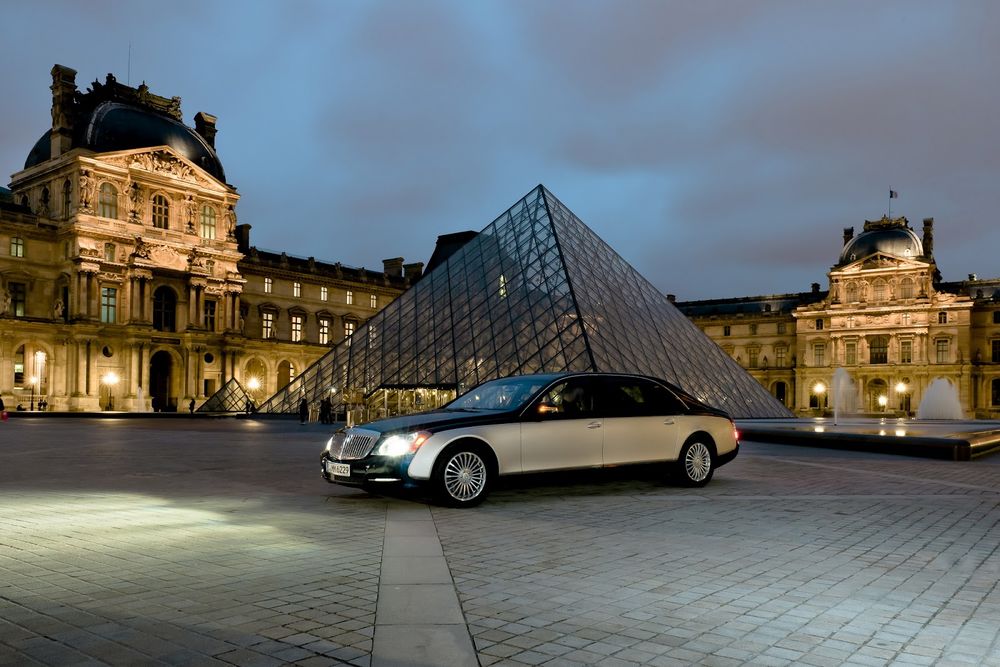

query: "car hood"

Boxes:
[355, 409, 517, 435]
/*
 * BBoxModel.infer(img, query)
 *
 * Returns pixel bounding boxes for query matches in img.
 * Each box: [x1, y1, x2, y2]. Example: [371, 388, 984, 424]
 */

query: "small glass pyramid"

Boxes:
[258, 185, 790, 418]
[198, 378, 255, 413]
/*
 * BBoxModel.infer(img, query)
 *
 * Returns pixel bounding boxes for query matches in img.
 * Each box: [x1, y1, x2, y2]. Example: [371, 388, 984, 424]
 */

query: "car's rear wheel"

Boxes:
[433, 446, 492, 507]
[676, 438, 714, 487]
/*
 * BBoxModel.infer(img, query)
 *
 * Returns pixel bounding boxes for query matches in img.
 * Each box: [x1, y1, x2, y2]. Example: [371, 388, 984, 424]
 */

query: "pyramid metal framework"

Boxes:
[259, 186, 791, 418]
[198, 378, 254, 413]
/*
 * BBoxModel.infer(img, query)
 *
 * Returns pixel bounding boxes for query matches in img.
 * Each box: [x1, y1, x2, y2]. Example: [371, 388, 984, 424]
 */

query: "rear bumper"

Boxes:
[717, 442, 739, 467]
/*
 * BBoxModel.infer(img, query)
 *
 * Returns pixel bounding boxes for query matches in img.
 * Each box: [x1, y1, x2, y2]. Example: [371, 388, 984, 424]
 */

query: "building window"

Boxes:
[200, 205, 216, 239]
[204, 300, 217, 331]
[815, 318, 824, 331]
[873, 280, 887, 302]
[845, 283, 858, 303]
[869, 335, 888, 364]
[845, 342, 857, 366]
[992, 339, 1000, 363]
[346, 290, 354, 305]
[993, 379, 1000, 407]
[993, 311, 1000, 324]
[293, 282, 301, 298]
[777, 322, 786, 335]
[291, 314, 303, 342]
[264, 277, 272, 294]
[936, 339, 949, 364]
[901, 340, 913, 364]
[938, 312, 947, 324]
[13, 345, 24, 386]
[344, 320, 355, 339]
[8, 282, 26, 317]
[100, 286, 117, 323]
[813, 343, 825, 367]
[151, 194, 170, 229]
[747, 345, 760, 369]
[846, 316, 856, 328]
[901, 313, 911, 326]
[262, 312, 275, 339]
[749, 323, 757, 335]
[10, 236, 24, 257]
[320, 286, 328, 302]
[370, 293, 377, 309]
[723, 325, 731, 337]
[319, 318, 330, 345]
[899, 278, 914, 299]
[152, 286, 176, 332]
[98, 183, 118, 219]
[775, 346, 786, 368]
[63, 180, 72, 218]
[104, 243, 116, 263]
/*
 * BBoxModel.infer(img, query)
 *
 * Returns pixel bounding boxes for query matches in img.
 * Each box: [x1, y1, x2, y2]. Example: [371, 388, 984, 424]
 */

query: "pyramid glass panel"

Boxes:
[259, 186, 790, 419]
[198, 378, 254, 413]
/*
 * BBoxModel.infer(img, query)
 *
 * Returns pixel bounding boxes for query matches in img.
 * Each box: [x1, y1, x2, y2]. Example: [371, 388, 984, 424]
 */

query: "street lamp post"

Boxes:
[877, 394, 888, 412]
[813, 382, 826, 413]
[102, 372, 119, 411]
[29, 375, 38, 411]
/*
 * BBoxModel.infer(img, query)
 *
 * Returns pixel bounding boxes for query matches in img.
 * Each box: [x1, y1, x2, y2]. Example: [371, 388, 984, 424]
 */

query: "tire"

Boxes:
[433, 445, 493, 507]
[676, 438, 714, 487]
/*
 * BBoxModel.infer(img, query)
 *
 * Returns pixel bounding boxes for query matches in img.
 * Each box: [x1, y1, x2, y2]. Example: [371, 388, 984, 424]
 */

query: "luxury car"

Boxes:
[321, 372, 739, 507]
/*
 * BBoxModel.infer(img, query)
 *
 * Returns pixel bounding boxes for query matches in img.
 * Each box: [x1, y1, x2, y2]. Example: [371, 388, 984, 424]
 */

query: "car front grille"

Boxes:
[334, 431, 378, 460]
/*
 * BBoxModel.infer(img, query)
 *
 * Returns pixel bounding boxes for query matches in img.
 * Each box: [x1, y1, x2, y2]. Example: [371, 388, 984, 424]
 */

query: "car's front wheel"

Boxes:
[676, 438, 714, 487]
[433, 445, 492, 507]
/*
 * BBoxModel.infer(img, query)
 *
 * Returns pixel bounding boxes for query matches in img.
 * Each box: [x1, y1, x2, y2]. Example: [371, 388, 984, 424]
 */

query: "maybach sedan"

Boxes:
[321, 372, 740, 507]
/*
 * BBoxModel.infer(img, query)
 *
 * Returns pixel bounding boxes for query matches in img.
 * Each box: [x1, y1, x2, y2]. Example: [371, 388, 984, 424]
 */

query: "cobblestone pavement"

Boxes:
[1, 418, 999, 666]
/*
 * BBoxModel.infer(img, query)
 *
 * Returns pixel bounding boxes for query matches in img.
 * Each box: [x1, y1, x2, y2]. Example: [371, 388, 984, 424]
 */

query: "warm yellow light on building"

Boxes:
[813, 382, 826, 395]
[246, 376, 261, 391]
[877, 394, 888, 407]
[895, 382, 907, 394]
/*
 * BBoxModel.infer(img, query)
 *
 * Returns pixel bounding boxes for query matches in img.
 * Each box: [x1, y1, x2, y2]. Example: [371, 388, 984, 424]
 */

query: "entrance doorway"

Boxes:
[150, 350, 174, 412]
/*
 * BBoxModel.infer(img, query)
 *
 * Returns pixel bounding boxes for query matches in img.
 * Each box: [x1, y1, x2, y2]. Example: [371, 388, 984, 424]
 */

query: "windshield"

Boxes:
[446, 376, 550, 411]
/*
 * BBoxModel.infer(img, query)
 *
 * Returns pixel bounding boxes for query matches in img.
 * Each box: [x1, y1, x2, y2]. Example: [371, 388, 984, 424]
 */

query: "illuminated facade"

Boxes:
[0, 65, 417, 411]
[677, 216, 1000, 418]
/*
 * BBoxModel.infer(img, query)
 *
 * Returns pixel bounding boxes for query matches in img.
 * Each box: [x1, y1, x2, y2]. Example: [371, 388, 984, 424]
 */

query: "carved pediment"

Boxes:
[836, 252, 929, 274]
[98, 148, 226, 191]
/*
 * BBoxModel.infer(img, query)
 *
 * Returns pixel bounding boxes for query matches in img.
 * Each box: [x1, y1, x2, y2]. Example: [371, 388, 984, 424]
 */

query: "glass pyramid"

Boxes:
[258, 185, 790, 419]
[198, 378, 254, 413]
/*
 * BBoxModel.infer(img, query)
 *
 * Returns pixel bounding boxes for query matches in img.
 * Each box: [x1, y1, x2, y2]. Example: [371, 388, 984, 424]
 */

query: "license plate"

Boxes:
[329, 462, 351, 477]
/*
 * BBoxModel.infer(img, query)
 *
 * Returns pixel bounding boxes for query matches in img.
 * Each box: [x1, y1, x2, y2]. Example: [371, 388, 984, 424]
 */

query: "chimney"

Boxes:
[811, 282, 820, 294]
[234, 223, 252, 253]
[382, 257, 404, 277]
[922, 217, 934, 257]
[403, 262, 424, 283]
[666, 294, 676, 303]
[843, 226, 854, 245]
[50, 64, 78, 158]
[194, 112, 218, 148]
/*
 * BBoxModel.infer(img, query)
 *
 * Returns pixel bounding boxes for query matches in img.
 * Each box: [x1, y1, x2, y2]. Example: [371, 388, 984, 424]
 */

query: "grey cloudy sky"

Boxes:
[3, 1, 998, 300]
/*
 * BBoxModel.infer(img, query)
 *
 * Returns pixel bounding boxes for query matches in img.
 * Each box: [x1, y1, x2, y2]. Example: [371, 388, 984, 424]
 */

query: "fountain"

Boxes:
[830, 368, 858, 425]
[916, 378, 964, 420]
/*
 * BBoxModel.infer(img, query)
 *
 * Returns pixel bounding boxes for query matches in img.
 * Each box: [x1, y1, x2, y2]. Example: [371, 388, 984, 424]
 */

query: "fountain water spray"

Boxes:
[916, 378, 963, 419]
[830, 368, 857, 425]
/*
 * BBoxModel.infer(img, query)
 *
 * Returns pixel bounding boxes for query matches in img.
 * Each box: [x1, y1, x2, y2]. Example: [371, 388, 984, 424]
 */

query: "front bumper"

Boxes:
[320, 453, 412, 487]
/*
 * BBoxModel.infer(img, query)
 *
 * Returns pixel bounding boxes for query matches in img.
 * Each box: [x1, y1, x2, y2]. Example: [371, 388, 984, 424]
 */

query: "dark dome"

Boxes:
[839, 226, 922, 265]
[24, 101, 226, 182]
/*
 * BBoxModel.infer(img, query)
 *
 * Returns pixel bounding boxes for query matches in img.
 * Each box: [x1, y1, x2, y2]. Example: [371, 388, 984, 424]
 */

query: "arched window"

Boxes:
[40, 186, 50, 215]
[62, 180, 72, 218]
[845, 282, 858, 303]
[277, 360, 295, 389]
[899, 277, 914, 300]
[152, 286, 177, 332]
[151, 194, 170, 229]
[98, 183, 118, 219]
[200, 205, 216, 239]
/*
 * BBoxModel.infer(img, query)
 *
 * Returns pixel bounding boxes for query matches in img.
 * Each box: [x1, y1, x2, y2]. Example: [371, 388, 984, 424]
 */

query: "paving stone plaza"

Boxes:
[1, 417, 999, 666]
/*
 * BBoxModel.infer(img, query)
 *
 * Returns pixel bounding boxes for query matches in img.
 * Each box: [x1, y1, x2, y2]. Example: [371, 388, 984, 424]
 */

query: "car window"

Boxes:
[531, 378, 596, 419]
[603, 377, 687, 417]
[448, 376, 548, 411]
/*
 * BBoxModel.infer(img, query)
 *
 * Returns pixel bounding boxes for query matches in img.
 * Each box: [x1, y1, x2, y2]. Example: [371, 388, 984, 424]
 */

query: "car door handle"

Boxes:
[587, 421, 602, 429]
[662, 419, 675, 425]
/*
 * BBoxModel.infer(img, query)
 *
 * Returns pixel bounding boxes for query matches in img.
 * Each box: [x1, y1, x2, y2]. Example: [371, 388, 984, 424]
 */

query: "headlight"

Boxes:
[375, 431, 431, 457]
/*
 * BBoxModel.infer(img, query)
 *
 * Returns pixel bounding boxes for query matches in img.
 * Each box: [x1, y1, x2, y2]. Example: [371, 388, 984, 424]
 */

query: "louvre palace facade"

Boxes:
[0, 65, 419, 412]
[676, 216, 1000, 419]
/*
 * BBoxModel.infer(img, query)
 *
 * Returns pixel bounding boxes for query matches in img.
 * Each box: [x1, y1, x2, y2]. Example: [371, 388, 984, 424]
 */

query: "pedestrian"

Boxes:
[0, 395, 7, 422]
[244, 398, 254, 414]
[319, 397, 331, 424]
[299, 397, 309, 424]
[189, 398, 195, 414]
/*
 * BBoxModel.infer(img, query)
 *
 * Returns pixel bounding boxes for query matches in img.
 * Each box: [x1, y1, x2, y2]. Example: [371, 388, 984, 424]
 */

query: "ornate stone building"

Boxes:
[0, 65, 418, 411]
[676, 216, 1000, 419]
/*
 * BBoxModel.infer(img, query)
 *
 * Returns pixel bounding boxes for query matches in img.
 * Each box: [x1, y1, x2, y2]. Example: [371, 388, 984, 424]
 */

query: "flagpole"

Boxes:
[888, 187, 892, 220]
